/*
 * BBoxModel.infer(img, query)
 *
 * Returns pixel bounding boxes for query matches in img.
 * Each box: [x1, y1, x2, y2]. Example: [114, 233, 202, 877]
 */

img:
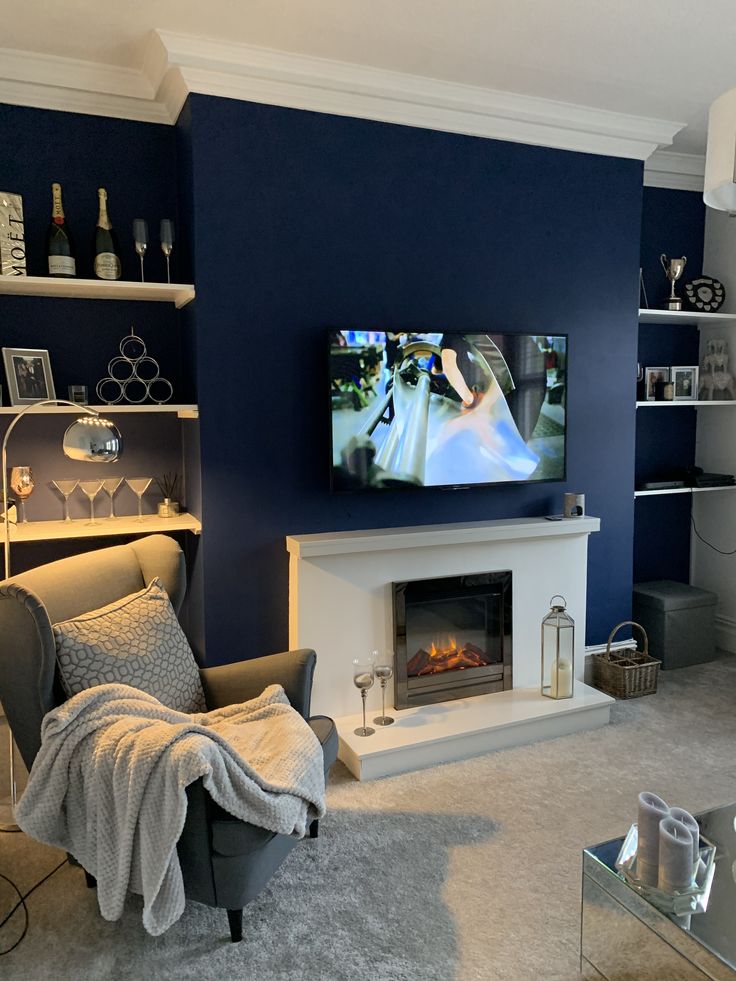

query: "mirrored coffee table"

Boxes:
[582, 801, 736, 979]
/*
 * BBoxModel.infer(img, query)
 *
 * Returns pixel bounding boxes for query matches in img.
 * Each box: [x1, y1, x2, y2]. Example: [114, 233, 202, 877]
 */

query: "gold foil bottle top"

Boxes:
[51, 182, 65, 222]
[97, 187, 112, 229]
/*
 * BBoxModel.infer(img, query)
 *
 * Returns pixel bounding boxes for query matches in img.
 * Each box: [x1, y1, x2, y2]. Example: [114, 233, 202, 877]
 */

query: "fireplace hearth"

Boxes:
[393, 571, 512, 709]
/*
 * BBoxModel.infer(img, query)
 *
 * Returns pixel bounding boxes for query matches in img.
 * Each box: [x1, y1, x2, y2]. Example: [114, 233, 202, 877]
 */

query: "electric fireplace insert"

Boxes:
[393, 570, 512, 709]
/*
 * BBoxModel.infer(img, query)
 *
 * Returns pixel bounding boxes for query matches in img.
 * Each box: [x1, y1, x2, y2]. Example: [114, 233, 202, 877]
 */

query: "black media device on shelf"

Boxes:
[329, 330, 567, 491]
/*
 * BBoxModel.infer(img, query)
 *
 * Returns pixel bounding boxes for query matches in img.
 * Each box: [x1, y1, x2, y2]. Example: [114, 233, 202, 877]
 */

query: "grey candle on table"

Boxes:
[669, 807, 700, 866]
[658, 817, 695, 892]
[637, 792, 670, 885]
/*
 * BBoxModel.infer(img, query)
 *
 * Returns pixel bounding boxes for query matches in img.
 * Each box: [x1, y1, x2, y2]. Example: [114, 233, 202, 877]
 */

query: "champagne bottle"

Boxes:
[46, 182, 76, 277]
[94, 187, 122, 280]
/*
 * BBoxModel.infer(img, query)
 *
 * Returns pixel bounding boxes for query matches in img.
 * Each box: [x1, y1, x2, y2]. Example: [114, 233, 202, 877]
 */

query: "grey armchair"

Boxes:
[0, 534, 338, 942]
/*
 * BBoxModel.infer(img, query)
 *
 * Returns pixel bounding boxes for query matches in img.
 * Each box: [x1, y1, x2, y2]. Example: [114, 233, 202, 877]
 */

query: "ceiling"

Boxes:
[1, 0, 735, 157]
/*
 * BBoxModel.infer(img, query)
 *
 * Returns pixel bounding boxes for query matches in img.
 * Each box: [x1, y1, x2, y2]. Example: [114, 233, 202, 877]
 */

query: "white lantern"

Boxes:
[704, 88, 736, 213]
[541, 595, 575, 700]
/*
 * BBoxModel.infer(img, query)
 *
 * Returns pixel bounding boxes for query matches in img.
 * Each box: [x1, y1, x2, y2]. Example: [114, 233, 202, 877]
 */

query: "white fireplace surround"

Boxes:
[287, 516, 611, 778]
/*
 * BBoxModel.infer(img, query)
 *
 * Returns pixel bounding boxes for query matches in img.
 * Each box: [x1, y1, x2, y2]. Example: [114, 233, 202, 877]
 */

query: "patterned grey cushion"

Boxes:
[53, 578, 206, 713]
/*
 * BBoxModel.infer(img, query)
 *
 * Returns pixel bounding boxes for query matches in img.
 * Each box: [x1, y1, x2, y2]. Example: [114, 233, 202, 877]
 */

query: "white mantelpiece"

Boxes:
[287, 516, 609, 778]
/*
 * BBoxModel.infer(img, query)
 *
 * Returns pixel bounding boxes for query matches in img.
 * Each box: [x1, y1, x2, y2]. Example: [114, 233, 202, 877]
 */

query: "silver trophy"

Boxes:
[660, 254, 687, 311]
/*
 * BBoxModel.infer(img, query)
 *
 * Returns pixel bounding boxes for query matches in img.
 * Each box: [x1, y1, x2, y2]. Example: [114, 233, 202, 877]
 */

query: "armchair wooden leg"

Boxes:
[84, 870, 96, 889]
[309, 818, 319, 839]
[227, 908, 243, 943]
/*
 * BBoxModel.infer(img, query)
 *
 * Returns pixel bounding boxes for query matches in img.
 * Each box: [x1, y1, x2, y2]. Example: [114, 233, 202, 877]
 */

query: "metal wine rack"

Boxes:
[96, 327, 173, 404]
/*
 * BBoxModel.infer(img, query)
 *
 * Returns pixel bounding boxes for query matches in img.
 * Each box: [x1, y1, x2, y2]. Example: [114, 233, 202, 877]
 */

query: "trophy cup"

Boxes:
[660, 254, 687, 311]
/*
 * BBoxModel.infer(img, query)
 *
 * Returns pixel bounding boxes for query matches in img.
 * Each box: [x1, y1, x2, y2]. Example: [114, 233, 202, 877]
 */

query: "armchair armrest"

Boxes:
[199, 649, 316, 718]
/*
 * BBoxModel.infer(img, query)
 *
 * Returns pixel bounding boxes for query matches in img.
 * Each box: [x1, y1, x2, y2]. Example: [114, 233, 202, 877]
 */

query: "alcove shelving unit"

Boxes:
[8, 513, 201, 543]
[635, 307, 736, 500]
[1, 276, 201, 557]
[0, 404, 198, 418]
[0, 275, 195, 309]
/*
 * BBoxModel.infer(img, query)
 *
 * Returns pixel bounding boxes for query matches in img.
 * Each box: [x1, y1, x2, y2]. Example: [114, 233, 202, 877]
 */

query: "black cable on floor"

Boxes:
[691, 514, 736, 556]
[0, 859, 68, 955]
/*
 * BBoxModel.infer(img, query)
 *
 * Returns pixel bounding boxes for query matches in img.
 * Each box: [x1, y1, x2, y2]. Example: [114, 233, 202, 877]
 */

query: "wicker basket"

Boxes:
[592, 621, 660, 699]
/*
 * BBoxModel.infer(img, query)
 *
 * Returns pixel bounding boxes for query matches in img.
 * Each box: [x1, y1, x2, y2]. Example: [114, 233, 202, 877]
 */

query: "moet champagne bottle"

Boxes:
[94, 187, 122, 280]
[46, 182, 76, 277]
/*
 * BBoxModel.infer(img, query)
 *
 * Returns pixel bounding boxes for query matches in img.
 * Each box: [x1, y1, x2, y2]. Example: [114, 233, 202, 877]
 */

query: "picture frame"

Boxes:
[672, 365, 699, 402]
[2, 347, 56, 405]
[645, 366, 670, 401]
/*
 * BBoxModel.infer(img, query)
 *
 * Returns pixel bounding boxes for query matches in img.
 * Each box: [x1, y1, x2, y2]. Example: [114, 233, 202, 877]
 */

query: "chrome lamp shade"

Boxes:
[63, 416, 122, 462]
[704, 87, 736, 212]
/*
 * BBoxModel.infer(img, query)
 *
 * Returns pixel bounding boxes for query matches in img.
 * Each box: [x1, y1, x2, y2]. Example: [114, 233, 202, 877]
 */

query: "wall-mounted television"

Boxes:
[330, 331, 567, 491]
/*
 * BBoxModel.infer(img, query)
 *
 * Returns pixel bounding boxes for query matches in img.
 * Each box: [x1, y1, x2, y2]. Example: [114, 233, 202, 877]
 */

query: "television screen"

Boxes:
[330, 331, 566, 490]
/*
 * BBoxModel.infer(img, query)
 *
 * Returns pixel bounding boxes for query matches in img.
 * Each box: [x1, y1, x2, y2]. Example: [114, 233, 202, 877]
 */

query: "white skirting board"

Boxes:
[715, 615, 736, 654]
[336, 682, 613, 780]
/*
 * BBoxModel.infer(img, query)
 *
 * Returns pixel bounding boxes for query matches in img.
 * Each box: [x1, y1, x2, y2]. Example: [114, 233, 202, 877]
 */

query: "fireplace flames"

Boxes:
[406, 636, 491, 676]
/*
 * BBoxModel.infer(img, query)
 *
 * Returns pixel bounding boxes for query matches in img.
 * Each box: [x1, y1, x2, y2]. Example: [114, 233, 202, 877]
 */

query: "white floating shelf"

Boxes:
[0, 404, 198, 419]
[635, 485, 736, 498]
[638, 308, 736, 327]
[636, 400, 736, 408]
[0, 275, 195, 308]
[8, 513, 202, 543]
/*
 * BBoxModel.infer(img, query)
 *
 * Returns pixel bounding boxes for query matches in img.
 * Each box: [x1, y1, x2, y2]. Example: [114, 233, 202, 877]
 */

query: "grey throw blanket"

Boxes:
[16, 683, 326, 935]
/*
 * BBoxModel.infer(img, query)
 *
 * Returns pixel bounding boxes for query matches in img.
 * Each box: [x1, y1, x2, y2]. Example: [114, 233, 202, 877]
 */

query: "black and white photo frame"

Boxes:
[2, 347, 56, 405]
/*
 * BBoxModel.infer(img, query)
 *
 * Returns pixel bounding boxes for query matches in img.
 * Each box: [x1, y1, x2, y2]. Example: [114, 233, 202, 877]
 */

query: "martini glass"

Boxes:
[9, 467, 34, 523]
[352, 658, 375, 737]
[101, 476, 124, 518]
[373, 655, 395, 726]
[126, 477, 153, 522]
[50, 478, 79, 523]
[78, 479, 103, 526]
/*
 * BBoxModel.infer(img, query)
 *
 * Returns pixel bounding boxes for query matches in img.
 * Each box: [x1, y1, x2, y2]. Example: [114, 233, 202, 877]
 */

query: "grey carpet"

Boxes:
[1, 654, 735, 980]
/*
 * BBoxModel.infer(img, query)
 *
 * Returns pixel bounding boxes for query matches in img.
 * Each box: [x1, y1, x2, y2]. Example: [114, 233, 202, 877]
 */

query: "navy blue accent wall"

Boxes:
[180, 94, 644, 657]
[635, 187, 706, 585]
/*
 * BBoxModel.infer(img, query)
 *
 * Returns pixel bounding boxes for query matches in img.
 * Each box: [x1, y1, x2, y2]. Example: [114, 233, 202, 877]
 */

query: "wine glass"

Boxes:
[50, 478, 78, 523]
[126, 476, 153, 522]
[373, 653, 395, 727]
[352, 658, 375, 737]
[133, 219, 148, 282]
[9, 467, 34, 523]
[78, 479, 103, 526]
[101, 476, 124, 518]
[160, 219, 175, 284]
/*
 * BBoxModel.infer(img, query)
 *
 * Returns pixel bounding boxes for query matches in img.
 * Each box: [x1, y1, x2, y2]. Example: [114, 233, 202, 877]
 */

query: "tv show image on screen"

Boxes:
[330, 331, 567, 491]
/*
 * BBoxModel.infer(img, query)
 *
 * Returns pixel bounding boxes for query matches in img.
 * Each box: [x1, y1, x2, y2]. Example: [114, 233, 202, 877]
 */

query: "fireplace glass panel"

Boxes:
[393, 571, 512, 709]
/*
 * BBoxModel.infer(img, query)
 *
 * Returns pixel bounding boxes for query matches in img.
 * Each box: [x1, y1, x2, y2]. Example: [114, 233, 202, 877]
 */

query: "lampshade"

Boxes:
[62, 416, 122, 462]
[704, 87, 736, 212]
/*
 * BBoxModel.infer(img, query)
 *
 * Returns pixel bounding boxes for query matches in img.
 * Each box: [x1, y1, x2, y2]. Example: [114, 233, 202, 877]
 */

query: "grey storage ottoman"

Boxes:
[632, 580, 718, 670]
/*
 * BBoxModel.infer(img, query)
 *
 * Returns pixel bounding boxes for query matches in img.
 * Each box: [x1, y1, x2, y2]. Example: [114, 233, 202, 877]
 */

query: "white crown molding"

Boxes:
[0, 45, 170, 123]
[148, 30, 684, 160]
[644, 149, 705, 192]
[0, 31, 685, 160]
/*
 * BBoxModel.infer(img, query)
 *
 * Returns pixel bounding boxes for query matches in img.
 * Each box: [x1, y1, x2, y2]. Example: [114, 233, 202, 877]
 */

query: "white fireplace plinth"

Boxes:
[336, 682, 613, 780]
[286, 515, 603, 778]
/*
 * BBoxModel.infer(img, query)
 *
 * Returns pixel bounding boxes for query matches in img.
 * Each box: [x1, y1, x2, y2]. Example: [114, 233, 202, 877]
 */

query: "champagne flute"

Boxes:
[373, 654, 395, 726]
[78, 479, 103, 526]
[160, 219, 175, 284]
[9, 467, 34, 523]
[133, 219, 148, 282]
[101, 476, 124, 518]
[352, 658, 375, 737]
[50, 478, 78, 523]
[126, 476, 153, 522]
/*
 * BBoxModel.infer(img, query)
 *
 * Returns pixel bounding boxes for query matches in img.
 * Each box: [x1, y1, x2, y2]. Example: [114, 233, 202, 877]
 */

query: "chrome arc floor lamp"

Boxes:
[1, 400, 122, 831]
